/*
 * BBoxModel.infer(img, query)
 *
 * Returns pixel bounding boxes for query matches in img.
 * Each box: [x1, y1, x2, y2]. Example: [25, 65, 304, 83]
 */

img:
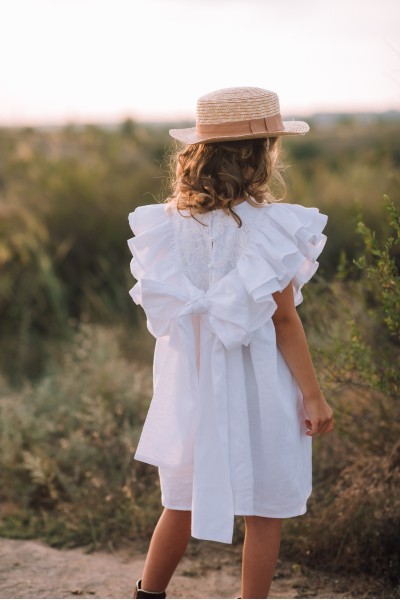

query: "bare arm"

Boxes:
[272, 283, 334, 436]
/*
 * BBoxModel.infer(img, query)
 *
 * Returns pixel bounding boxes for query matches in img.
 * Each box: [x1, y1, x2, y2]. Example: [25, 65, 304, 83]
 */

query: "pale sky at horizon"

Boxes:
[0, 0, 399, 126]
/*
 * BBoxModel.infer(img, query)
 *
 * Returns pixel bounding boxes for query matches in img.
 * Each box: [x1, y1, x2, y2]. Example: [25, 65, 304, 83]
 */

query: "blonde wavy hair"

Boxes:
[166, 137, 286, 227]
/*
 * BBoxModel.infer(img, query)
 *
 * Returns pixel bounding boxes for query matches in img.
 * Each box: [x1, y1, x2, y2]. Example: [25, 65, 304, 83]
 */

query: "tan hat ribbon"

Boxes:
[196, 114, 284, 137]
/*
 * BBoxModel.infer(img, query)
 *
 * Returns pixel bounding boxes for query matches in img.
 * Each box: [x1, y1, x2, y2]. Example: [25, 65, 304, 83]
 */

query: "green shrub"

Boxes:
[0, 323, 161, 549]
[281, 198, 400, 587]
[0, 123, 166, 381]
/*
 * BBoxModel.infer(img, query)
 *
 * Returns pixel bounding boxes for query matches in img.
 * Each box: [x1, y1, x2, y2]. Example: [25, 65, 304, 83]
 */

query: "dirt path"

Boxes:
[0, 538, 381, 599]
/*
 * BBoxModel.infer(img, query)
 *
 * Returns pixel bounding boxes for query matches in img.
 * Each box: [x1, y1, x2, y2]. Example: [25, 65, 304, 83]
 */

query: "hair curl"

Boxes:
[166, 137, 286, 227]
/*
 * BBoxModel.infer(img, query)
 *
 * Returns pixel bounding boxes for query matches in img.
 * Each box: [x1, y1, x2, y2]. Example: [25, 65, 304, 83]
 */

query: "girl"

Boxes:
[128, 87, 335, 600]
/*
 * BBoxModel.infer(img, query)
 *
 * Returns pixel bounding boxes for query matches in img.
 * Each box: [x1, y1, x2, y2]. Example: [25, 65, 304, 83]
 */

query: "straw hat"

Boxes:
[169, 86, 309, 145]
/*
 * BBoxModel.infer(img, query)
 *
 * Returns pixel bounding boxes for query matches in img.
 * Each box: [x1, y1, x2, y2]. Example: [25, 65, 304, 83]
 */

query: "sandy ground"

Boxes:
[0, 537, 385, 599]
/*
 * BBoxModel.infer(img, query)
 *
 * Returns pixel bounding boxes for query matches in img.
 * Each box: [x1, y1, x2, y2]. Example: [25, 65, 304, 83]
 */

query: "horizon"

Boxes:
[1, 108, 399, 131]
[2, 103, 400, 130]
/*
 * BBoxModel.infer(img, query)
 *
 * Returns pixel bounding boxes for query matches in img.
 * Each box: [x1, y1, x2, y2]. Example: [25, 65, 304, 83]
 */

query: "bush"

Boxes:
[0, 123, 167, 381]
[281, 198, 400, 587]
[0, 323, 161, 549]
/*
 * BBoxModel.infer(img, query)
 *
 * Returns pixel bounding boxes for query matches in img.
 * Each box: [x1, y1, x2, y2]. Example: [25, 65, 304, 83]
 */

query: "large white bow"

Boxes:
[131, 273, 276, 543]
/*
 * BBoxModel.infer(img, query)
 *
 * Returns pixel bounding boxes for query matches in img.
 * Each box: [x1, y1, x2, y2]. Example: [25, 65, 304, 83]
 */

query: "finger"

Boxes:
[306, 419, 321, 436]
[312, 419, 321, 435]
[305, 418, 317, 436]
[319, 418, 332, 434]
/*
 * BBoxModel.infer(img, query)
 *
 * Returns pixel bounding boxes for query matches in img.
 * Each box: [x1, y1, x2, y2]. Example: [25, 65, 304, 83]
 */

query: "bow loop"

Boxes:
[183, 289, 209, 315]
[135, 271, 275, 350]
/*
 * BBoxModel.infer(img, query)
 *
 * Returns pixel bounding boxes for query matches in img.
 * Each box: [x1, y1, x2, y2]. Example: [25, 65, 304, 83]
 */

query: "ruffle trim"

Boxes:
[128, 201, 328, 319]
[127, 204, 179, 305]
[237, 202, 327, 306]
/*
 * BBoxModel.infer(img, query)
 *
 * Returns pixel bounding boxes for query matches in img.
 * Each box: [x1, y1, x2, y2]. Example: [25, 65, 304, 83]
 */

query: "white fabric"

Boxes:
[127, 199, 328, 544]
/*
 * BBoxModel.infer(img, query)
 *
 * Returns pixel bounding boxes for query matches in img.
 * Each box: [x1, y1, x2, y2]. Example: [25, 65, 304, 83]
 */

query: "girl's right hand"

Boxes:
[303, 394, 335, 436]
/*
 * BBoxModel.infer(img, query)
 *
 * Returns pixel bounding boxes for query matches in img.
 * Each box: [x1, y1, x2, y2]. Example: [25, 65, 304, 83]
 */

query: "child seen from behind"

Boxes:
[128, 87, 335, 599]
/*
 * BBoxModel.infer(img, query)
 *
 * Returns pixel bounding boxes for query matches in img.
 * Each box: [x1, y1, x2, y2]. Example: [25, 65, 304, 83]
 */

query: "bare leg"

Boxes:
[140, 508, 192, 592]
[241, 516, 282, 599]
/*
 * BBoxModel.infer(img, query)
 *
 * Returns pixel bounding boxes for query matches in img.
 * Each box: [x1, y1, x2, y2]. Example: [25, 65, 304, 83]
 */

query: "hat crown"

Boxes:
[196, 87, 281, 125]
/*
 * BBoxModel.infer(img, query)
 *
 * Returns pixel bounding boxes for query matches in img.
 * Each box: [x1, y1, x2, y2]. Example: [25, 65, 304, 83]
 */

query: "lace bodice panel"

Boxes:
[170, 205, 252, 292]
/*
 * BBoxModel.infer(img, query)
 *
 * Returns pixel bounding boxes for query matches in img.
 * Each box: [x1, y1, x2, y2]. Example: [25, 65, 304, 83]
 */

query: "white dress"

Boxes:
[127, 198, 328, 544]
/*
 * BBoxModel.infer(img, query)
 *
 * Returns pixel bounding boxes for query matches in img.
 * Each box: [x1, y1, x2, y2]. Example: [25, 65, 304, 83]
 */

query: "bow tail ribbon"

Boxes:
[191, 323, 235, 544]
[135, 308, 235, 544]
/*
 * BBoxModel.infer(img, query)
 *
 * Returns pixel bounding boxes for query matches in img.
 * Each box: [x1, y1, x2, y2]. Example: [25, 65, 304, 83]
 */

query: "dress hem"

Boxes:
[160, 500, 310, 519]
[134, 453, 193, 470]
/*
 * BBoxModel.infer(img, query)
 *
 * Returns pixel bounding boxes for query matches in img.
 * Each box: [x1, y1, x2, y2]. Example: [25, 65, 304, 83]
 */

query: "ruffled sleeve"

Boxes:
[127, 203, 179, 306]
[237, 202, 327, 306]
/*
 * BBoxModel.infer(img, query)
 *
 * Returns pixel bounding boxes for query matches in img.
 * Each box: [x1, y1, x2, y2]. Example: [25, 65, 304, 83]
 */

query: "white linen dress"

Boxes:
[127, 198, 328, 544]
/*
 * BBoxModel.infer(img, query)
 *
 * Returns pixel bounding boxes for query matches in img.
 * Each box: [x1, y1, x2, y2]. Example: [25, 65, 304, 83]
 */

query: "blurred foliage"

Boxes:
[283, 118, 400, 275]
[279, 198, 400, 589]
[0, 121, 171, 382]
[0, 117, 399, 591]
[354, 197, 400, 340]
[0, 323, 160, 549]
[0, 117, 399, 381]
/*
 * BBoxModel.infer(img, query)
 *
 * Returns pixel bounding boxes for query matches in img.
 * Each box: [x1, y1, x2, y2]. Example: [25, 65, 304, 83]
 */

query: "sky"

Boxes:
[0, 0, 399, 125]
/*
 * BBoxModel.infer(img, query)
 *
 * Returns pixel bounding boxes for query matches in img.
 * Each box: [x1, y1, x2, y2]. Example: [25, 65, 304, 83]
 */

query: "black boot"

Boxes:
[133, 578, 167, 599]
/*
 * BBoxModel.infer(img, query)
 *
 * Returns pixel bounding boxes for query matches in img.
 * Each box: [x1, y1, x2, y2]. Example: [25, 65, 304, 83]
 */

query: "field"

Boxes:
[0, 115, 399, 596]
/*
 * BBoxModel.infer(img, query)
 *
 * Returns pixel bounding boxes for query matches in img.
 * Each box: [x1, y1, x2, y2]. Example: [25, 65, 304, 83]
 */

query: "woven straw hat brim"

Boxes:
[169, 120, 309, 145]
